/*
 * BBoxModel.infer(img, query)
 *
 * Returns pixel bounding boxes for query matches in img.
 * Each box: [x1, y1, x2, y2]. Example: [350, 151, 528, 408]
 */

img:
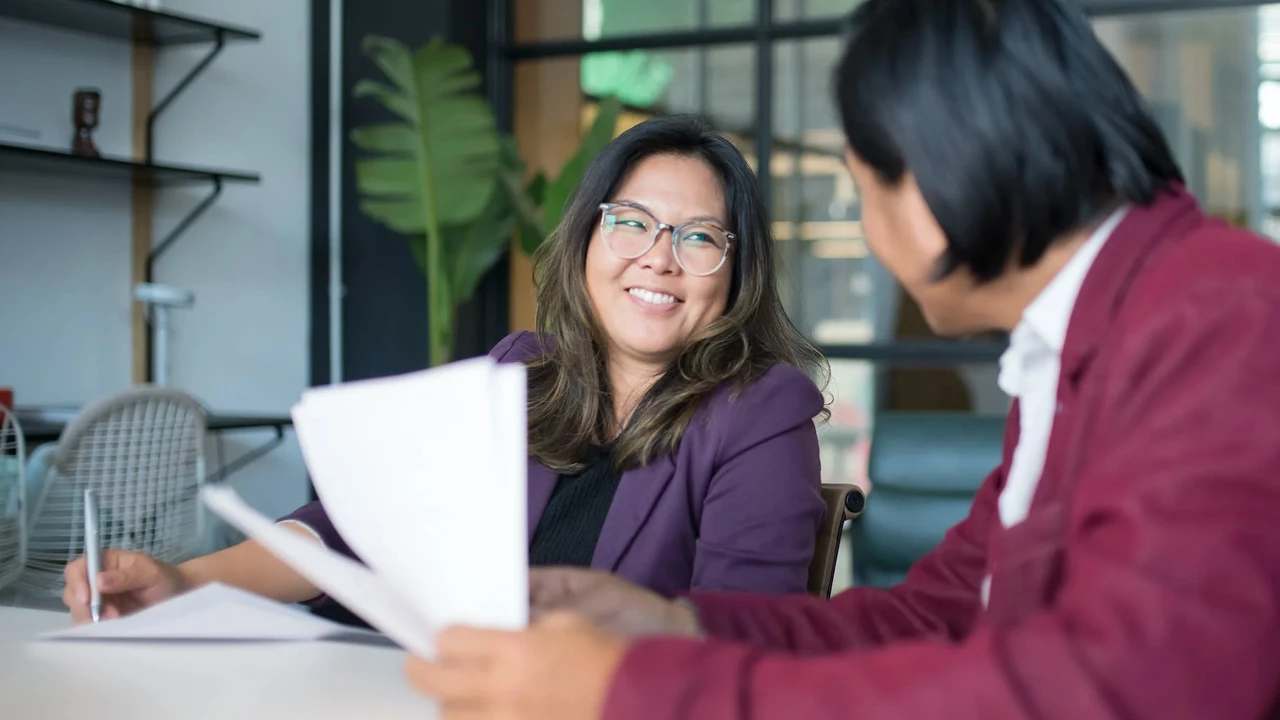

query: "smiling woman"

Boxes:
[59, 117, 834, 630]
[530, 118, 828, 476]
[496, 116, 833, 596]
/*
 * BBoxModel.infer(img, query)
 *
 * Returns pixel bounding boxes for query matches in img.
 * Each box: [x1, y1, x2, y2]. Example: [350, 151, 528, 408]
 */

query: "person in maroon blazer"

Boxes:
[60, 118, 831, 622]
[404, 1, 1280, 719]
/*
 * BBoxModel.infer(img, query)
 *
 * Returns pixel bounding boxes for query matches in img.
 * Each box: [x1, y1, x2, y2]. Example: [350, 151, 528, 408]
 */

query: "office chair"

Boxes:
[851, 412, 1005, 588]
[2, 387, 206, 606]
[808, 483, 866, 598]
[0, 404, 26, 594]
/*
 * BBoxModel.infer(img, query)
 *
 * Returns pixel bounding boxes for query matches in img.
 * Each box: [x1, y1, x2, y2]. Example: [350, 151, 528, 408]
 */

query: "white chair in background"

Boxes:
[1, 387, 207, 608]
[0, 405, 27, 595]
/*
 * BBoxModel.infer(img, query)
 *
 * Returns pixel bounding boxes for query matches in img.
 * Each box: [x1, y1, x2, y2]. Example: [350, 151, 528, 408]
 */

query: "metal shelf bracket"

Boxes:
[146, 177, 222, 282]
[145, 30, 226, 164]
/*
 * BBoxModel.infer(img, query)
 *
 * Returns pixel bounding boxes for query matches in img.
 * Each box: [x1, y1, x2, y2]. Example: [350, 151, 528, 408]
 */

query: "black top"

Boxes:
[528, 448, 622, 568]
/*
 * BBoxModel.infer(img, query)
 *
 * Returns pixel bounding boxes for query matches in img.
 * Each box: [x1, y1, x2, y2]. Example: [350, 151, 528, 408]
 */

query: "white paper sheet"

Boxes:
[41, 582, 379, 643]
[289, 357, 529, 633]
[43, 357, 530, 658]
[200, 485, 435, 656]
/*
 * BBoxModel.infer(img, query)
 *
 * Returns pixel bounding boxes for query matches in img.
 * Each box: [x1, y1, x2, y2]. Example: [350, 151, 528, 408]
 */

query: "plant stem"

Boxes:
[427, 239, 451, 367]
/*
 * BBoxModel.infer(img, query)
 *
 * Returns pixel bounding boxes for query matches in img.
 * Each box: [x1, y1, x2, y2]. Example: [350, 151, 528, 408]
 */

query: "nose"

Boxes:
[638, 227, 678, 275]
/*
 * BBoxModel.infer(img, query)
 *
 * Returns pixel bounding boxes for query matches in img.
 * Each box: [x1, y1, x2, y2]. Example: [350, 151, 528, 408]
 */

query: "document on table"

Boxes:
[45, 356, 529, 658]
[208, 355, 529, 657]
[41, 582, 384, 644]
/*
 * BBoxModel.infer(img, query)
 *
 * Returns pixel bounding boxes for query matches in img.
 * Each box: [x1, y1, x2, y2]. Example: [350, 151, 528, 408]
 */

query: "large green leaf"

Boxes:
[357, 199, 424, 235]
[352, 36, 499, 232]
[492, 137, 547, 256]
[447, 139, 521, 302]
[349, 123, 417, 153]
[351, 35, 503, 367]
[539, 96, 623, 242]
[445, 197, 516, 305]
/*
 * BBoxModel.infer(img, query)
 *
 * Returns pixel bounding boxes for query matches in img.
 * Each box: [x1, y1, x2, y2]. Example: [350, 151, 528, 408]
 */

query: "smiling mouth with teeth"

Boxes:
[628, 288, 680, 305]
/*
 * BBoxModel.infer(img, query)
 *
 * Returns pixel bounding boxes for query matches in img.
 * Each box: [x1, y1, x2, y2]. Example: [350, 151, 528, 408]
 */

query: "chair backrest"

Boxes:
[851, 412, 1004, 588]
[0, 405, 26, 591]
[807, 483, 865, 598]
[11, 387, 207, 598]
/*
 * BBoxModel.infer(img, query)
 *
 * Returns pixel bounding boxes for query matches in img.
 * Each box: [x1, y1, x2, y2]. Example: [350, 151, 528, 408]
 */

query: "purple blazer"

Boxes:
[281, 330, 826, 597]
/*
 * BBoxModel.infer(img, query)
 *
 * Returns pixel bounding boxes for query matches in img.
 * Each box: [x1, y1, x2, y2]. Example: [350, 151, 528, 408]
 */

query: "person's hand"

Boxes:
[62, 549, 191, 624]
[530, 567, 700, 638]
[406, 612, 629, 720]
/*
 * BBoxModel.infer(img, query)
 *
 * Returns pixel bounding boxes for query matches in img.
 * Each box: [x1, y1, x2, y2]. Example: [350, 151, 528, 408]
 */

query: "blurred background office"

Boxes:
[1, 0, 1276, 601]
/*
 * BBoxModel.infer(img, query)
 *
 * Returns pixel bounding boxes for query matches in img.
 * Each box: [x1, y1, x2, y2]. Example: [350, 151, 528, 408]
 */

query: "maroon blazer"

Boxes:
[603, 186, 1280, 720]
[282, 330, 827, 597]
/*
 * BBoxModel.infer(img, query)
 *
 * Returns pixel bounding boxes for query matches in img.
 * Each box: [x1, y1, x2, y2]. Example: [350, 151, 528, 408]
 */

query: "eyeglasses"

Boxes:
[598, 202, 734, 277]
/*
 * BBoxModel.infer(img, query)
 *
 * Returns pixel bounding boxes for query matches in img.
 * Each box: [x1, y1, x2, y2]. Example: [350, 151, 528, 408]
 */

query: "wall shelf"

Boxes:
[0, 0, 259, 46]
[0, 143, 259, 186]
[0, 1, 263, 383]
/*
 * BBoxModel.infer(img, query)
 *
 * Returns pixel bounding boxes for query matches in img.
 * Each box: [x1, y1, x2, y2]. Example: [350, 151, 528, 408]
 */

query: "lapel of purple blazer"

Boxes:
[591, 455, 676, 571]
[526, 457, 556, 542]
[525, 453, 678, 572]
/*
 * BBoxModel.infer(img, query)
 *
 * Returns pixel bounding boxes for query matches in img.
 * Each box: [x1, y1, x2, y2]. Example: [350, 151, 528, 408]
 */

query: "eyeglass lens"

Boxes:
[601, 206, 728, 275]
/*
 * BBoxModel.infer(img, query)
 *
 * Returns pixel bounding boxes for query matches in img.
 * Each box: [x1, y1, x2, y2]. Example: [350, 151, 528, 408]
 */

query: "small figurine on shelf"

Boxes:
[71, 88, 101, 158]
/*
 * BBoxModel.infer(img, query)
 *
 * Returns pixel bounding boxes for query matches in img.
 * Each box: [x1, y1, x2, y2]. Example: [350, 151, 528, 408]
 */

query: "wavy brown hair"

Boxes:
[526, 116, 829, 473]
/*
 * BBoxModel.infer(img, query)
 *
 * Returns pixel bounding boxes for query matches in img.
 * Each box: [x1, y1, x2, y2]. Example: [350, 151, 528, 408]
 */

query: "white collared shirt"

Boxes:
[980, 205, 1128, 606]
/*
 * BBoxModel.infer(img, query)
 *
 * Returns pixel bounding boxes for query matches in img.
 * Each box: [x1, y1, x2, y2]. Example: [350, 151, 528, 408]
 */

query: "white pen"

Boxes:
[84, 489, 102, 623]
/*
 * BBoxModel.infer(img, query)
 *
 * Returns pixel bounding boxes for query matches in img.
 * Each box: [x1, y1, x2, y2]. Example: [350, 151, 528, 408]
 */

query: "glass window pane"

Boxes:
[775, 0, 859, 22]
[770, 37, 1005, 495]
[771, 38, 886, 346]
[514, 45, 755, 184]
[515, 0, 754, 44]
[582, 45, 755, 136]
[819, 359, 875, 489]
[1093, 6, 1268, 236]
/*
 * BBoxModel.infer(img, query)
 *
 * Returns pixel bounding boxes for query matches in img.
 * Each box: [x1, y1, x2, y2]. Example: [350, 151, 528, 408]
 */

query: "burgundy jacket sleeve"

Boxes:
[690, 366, 827, 594]
[684, 401, 1013, 650]
[688, 462, 999, 651]
[601, 287, 1280, 720]
[274, 331, 536, 562]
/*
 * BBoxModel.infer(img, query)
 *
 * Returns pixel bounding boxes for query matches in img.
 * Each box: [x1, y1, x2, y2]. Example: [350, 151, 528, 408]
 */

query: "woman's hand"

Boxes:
[530, 567, 701, 638]
[62, 549, 191, 624]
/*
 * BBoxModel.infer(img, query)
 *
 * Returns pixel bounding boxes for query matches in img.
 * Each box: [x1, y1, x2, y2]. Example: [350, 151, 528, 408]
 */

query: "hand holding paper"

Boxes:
[201, 356, 529, 656]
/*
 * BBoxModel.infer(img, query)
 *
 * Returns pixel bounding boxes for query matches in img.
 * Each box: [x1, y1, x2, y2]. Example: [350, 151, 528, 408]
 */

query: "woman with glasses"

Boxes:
[61, 116, 832, 624]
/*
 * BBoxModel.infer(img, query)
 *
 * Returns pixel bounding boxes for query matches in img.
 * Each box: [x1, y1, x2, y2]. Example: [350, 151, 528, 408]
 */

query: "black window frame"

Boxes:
[485, 0, 1258, 366]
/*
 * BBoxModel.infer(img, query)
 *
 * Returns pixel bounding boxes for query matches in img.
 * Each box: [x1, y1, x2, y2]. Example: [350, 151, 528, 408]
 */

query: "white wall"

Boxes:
[0, 1, 313, 532]
[0, 19, 133, 404]
[150, 0, 312, 528]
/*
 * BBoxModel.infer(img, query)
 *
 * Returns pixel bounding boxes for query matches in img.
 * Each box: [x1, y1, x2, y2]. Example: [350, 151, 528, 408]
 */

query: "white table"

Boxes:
[0, 605, 437, 718]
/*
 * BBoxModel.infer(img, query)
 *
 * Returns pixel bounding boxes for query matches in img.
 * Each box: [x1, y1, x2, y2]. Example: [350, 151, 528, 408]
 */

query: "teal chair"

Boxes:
[850, 412, 1006, 588]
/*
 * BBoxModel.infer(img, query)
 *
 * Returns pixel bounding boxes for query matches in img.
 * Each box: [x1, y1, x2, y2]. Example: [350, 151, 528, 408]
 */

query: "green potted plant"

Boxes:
[350, 35, 621, 366]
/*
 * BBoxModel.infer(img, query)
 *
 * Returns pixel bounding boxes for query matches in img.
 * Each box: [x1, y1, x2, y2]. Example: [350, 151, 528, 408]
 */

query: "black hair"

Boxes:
[834, 0, 1184, 282]
[527, 115, 828, 471]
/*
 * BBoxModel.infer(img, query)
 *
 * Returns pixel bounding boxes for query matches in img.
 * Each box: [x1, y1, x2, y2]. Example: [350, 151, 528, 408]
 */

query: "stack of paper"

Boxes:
[201, 356, 529, 658]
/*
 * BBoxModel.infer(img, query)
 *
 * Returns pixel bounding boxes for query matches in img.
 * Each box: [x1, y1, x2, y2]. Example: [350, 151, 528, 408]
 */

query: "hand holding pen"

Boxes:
[61, 529, 191, 625]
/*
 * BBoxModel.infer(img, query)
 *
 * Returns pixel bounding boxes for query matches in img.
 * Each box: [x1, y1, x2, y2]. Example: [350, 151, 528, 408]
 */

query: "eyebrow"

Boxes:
[610, 199, 729, 228]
